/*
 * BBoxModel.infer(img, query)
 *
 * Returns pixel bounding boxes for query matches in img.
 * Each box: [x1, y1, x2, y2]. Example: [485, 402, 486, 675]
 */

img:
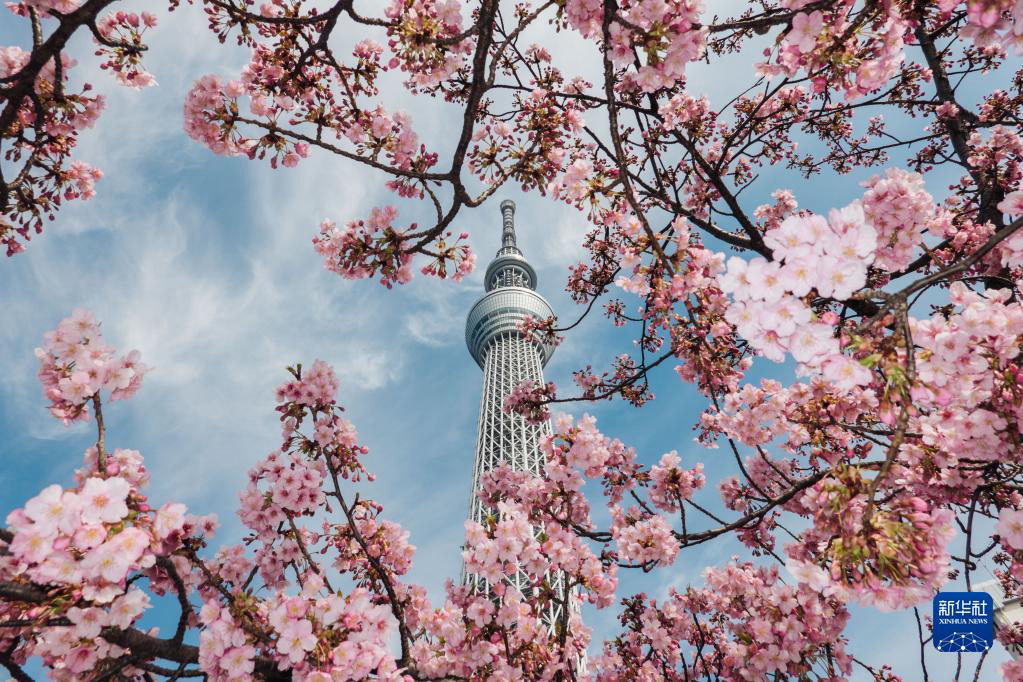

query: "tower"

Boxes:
[463, 199, 561, 610]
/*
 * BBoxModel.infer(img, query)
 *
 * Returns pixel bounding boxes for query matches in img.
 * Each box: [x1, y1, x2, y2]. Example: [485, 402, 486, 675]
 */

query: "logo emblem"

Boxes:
[933, 591, 994, 652]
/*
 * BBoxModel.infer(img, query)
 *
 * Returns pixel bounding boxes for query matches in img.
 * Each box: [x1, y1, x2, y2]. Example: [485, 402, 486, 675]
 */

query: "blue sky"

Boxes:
[0, 1, 1014, 679]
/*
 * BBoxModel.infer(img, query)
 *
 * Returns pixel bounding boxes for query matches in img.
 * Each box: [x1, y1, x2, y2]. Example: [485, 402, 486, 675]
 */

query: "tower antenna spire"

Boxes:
[500, 199, 517, 250]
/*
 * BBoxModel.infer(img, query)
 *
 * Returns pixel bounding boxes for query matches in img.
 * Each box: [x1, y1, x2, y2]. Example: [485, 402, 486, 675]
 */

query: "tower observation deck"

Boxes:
[463, 200, 566, 621]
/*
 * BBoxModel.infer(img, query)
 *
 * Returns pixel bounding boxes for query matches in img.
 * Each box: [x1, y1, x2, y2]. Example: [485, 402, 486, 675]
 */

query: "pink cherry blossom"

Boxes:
[788, 11, 825, 53]
[79, 477, 131, 525]
[1000, 509, 1023, 550]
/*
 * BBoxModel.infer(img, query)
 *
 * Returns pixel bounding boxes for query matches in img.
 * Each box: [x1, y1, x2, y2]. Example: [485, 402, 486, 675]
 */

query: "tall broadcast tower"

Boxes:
[463, 200, 563, 619]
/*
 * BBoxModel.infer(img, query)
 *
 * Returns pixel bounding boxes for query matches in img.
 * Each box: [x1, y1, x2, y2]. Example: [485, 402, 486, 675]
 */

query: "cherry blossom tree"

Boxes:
[6, 0, 1023, 680]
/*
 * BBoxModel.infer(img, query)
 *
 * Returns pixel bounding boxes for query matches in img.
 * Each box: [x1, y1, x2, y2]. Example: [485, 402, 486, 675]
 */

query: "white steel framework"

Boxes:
[463, 200, 568, 626]
[467, 333, 551, 524]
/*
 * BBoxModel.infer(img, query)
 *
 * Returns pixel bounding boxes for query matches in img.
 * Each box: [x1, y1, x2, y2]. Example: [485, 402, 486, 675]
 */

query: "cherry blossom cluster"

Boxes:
[418, 231, 475, 282]
[991, 509, 1023, 645]
[950, 0, 1023, 51]
[342, 107, 432, 177]
[503, 378, 557, 424]
[180, 13, 480, 284]
[384, 0, 474, 90]
[561, 0, 707, 93]
[1006, 659, 1023, 682]
[700, 379, 791, 448]
[700, 273, 1023, 612]
[859, 167, 939, 272]
[8, 477, 151, 596]
[198, 577, 403, 681]
[462, 501, 546, 584]
[293, 584, 401, 678]
[436, 474, 594, 677]
[613, 0, 707, 93]
[537, 413, 681, 590]
[468, 67, 588, 195]
[704, 378, 881, 485]
[647, 451, 704, 512]
[786, 467, 956, 611]
[898, 282, 1023, 500]
[701, 351, 1012, 610]
[552, 213, 744, 408]
[758, 2, 912, 100]
[1, 42, 104, 255]
[279, 400, 370, 515]
[959, 130, 1023, 257]
[4, 312, 437, 680]
[327, 505, 416, 578]
[2, 1, 157, 254]
[32, 588, 150, 675]
[12, 0, 82, 13]
[238, 451, 325, 540]
[95, 11, 159, 89]
[609, 506, 679, 567]
[719, 204, 876, 389]
[470, 415, 625, 609]
[548, 158, 602, 208]
[517, 313, 563, 349]
[594, 562, 852, 680]
[198, 599, 257, 680]
[1, 317, 215, 678]
[274, 359, 339, 409]
[209, 356, 431, 679]
[411, 577, 588, 680]
[313, 207, 474, 288]
[35, 309, 149, 423]
[181, 74, 255, 157]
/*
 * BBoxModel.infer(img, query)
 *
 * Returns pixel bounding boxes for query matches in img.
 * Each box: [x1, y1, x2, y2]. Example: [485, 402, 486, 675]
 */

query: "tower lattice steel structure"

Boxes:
[463, 200, 565, 622]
